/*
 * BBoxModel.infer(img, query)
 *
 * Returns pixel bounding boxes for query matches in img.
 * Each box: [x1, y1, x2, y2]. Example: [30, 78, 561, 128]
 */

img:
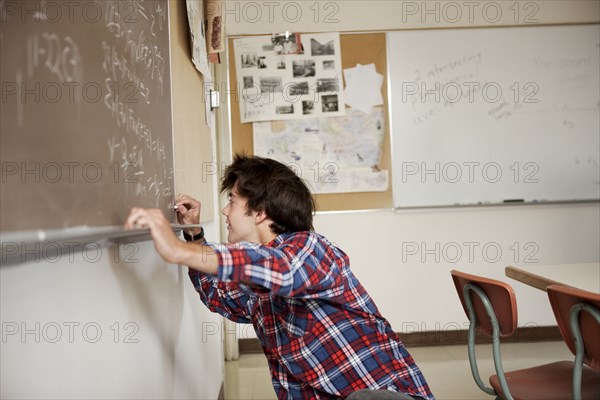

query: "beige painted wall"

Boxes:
[171, 0, 215, 221]
[0, 239, 224, 399]
[223, 0, 599, 34]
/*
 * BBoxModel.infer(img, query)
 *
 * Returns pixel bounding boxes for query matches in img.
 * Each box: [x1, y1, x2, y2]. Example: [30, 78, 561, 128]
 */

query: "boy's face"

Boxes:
[221, 185, 260, 243]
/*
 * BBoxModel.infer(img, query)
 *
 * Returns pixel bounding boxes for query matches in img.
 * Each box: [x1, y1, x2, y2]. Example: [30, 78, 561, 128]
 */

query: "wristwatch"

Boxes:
[183, 227, 204, 242]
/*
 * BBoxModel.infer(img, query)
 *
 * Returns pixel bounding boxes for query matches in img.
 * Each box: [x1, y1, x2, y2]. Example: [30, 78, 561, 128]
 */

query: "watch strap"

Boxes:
[183, 227, 204, 241]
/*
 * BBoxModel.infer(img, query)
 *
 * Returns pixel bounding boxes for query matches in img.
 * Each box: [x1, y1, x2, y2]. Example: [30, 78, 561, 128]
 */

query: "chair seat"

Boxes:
[490, 360, 600, 400]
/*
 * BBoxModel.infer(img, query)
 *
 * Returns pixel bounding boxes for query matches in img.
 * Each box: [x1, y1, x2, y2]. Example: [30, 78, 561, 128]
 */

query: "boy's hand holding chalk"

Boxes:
[173, 195, 201, 228]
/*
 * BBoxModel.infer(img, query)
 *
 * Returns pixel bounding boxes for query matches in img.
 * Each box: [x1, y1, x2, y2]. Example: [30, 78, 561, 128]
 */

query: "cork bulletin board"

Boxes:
[228, 32, 392, 212]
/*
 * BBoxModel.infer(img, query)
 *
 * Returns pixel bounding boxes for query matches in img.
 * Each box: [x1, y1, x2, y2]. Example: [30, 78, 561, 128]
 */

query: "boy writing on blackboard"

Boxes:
[125, 155, 434, 400]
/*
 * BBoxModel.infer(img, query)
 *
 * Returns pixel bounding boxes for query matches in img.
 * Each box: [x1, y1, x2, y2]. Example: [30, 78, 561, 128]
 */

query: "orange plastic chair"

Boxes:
[450, 269, 600, 400]
[547, 284, 600, 399]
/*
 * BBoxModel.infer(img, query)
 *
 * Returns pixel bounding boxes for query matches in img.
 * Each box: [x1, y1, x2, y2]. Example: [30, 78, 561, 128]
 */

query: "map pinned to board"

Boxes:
[253, 107, 388, 194]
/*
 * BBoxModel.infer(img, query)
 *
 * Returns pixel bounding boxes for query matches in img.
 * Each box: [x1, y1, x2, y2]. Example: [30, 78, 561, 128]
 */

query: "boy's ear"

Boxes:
[254, 210, 269, 224]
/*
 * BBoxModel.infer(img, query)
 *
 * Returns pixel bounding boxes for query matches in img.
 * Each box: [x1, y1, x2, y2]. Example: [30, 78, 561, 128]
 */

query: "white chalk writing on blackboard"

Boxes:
[101, 0, 171, 206]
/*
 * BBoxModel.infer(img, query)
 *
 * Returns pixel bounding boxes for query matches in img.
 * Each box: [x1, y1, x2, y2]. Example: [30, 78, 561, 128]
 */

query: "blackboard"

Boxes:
[0, 0, 174, 232]
[388, 24, 600, 208]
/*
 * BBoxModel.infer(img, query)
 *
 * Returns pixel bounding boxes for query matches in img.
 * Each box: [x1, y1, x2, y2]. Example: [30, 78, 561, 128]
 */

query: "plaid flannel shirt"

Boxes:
[188, 231, 434, 400]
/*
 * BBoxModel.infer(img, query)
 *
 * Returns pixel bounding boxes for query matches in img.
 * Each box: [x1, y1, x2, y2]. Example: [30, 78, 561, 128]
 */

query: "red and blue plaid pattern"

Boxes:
[188, 231, 434, 400]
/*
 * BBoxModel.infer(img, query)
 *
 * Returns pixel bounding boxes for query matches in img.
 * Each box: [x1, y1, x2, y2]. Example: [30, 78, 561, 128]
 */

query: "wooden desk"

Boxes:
[506, 263, 600, 293]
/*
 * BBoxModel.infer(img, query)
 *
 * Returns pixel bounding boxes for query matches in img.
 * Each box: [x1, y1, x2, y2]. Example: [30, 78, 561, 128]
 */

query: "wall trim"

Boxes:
[239, 326, 562, 354]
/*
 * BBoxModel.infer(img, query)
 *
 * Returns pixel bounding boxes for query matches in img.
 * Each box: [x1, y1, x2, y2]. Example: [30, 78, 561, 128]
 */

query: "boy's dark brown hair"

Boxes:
[221, 155, 316, 234]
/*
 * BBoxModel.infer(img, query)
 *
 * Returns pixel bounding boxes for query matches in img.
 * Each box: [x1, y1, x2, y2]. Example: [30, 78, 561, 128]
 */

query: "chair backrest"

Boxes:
[547, 284, 600, 371]
[451, 270, 518, 338]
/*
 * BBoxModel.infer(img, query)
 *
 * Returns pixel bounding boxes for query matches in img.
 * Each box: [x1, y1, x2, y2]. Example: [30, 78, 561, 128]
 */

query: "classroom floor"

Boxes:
[223, 341, 573, 399]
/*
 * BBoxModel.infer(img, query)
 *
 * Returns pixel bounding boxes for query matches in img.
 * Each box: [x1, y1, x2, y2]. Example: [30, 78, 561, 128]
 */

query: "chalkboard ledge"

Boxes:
[0, 224, 201, 267]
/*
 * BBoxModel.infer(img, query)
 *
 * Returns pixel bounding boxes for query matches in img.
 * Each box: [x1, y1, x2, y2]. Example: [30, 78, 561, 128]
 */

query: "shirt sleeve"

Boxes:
[187, 267, 256, 324]
[213, 233, 347, 298]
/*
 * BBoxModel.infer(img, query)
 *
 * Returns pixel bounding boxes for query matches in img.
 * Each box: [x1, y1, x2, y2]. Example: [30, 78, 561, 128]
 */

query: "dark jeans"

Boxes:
[345, 389, 418, 400]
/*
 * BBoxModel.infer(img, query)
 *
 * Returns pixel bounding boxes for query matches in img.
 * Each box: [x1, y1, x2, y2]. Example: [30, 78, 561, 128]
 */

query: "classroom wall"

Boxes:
[315, 204, 600, 335]
[224, 0, 599, 34]
[0, 1, 224, 398]
[220, 0, 600, 339]
[171, 0, 216, 219]
[0, 237, 223, 399]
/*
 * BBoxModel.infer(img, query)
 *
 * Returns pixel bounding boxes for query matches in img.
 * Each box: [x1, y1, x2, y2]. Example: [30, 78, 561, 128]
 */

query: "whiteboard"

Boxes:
[388, 25, 600, 208]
